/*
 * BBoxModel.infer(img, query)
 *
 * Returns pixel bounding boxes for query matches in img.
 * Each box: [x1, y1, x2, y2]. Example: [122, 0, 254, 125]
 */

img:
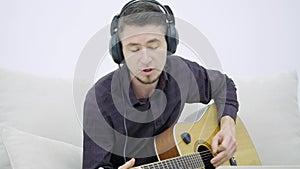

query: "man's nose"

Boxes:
[139, 49, 152, 64]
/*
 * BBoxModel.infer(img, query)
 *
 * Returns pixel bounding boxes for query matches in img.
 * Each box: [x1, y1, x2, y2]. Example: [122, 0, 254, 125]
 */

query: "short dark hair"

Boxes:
[118, 2, 167, 35]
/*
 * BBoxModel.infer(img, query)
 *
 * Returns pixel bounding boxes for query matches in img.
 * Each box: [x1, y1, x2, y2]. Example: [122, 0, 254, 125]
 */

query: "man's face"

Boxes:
[120, 24, 167, 85]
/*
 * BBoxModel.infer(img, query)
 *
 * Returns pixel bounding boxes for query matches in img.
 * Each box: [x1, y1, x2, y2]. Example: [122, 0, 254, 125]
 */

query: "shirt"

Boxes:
[83, 55, 239, 169]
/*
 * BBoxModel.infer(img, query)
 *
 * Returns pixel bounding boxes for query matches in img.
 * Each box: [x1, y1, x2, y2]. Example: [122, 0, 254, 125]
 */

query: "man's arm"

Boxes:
[83, 131, 114, 169]
[206, 69, 238, 167]
[179, 56, 239, 121]
[83, 87, 114, 169]
[180, 57, 239, 167]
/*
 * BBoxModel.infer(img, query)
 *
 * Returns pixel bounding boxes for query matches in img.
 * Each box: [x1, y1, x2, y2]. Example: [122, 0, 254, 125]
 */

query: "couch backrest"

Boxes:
[0, 68, 84, 146]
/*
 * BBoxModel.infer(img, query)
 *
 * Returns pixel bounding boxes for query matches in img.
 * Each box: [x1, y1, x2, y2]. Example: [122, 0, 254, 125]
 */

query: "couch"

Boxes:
[0, 68, 299, 169]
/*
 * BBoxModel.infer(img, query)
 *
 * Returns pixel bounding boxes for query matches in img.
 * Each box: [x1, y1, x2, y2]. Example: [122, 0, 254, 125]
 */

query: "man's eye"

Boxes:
[130, 48, 140, 52]
[149, 44, 159, 49]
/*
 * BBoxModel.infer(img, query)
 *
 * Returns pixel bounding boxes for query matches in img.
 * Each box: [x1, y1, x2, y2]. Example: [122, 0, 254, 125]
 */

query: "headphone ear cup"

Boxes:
[166, 23, 179, 54]
[109, 15, 124, 64]
[109, 33, 124, 64]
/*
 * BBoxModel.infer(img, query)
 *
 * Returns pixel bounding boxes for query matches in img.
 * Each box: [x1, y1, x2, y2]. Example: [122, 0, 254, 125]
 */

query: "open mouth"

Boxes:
[143, 68, 153, 72]
[140, 68, 155, 75]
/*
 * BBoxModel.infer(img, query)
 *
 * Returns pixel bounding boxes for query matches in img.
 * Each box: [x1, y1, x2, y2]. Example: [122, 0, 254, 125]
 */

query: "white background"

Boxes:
[1, 0, 299, 104]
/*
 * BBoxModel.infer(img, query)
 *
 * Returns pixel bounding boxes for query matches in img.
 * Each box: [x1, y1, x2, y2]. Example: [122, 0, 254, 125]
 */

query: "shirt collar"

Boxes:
[128, 70, 168, 106]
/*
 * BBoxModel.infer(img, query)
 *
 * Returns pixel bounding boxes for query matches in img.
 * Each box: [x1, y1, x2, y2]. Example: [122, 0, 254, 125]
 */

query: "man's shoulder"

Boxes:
[166, 55, 202, 71]
[86, 71, 115, 98]
[166, 55, 198, 66]
[94, 71, 115, 88]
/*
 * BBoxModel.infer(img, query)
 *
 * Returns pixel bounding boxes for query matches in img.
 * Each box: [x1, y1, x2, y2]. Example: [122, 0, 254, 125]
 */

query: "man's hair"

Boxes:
[118, 1, 167, 35]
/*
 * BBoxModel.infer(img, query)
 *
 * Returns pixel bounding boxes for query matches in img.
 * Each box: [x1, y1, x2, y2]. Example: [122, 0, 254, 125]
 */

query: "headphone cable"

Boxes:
[118, 64, 129, 163]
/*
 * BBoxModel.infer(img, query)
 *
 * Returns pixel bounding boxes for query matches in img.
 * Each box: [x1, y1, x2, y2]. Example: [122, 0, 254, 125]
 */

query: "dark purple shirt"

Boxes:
[83, 55, 239, 169]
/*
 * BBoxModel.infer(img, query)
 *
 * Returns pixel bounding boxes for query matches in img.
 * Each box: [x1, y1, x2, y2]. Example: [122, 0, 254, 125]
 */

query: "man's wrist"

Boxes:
[220, 115, 235, 128]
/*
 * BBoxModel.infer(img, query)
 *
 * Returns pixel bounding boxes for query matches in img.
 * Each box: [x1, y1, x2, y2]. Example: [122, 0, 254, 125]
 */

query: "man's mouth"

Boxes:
[141, 68, 155, 75]
[143, 68, 153, 72]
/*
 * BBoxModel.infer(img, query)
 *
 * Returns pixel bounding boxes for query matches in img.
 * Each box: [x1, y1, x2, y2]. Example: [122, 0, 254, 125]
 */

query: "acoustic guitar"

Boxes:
[133, 104, 261, 169]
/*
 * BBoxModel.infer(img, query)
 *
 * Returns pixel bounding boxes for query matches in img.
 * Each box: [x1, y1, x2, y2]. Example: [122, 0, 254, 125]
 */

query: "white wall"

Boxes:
[1, 0, 299, 104]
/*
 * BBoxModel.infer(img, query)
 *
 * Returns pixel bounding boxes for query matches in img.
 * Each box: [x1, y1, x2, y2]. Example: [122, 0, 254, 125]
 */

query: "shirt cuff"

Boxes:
[220, 104, 238, 123]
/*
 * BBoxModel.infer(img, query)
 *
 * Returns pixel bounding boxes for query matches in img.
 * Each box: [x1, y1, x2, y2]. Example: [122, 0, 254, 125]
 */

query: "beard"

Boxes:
[135, 74, 160, 85]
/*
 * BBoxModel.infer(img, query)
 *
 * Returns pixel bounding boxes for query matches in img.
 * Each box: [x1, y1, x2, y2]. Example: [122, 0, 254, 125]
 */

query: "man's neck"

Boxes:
[131, 78, 158, 99]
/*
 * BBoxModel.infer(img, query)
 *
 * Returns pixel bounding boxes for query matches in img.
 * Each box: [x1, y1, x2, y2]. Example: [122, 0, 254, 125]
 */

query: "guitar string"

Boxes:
[142, 148, 213, 168]
[198, 150, 215, 159]
[154, 150, 213, 167]
[139, 152, 205, 168]
[139, 150, 220, 168]
[171, 152, 207, 168]
[150, 150, 213, 167]
[197, 150, 221, 165]
[171, 150, 215, 165]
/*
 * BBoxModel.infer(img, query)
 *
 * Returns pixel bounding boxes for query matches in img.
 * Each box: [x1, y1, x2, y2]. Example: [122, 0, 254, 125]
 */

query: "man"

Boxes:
[83, 1, 239, 169]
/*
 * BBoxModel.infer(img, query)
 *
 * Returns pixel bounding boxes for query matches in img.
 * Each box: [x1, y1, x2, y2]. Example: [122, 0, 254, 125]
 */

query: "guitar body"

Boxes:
[154, 104, 261, 168]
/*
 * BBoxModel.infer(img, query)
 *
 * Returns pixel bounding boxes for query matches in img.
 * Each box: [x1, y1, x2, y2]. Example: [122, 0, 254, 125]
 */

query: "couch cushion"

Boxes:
[1, 126, 82, 169]
[0, 127, 11, 169]
[0, 68, 85, 168]
[233, 71, 300, 165]
[0, 68, 83, 146]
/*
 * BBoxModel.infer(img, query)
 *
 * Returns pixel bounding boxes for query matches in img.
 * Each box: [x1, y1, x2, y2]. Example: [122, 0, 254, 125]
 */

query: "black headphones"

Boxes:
[109, 0, 179, 64]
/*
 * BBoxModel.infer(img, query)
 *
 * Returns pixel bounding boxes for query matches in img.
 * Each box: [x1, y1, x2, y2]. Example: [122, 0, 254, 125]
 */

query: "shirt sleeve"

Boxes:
[182, 57, 239, 122]
[82, 86, 115, 169]
[206, 69, 239, 121]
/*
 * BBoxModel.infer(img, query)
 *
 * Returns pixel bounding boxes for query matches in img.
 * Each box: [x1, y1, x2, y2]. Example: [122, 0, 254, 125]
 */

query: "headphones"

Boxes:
[109, 0, 179, 64]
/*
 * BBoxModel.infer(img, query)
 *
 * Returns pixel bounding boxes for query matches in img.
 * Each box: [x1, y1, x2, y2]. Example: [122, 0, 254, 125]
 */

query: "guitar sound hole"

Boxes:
[197, 145, 215, 169]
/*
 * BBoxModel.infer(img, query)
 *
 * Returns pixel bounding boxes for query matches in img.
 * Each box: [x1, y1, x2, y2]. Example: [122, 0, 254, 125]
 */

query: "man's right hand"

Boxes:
[118, 158, 141, 169]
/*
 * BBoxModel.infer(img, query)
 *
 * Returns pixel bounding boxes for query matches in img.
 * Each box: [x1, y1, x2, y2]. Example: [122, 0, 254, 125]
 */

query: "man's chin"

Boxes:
[135, 76, 160, 85]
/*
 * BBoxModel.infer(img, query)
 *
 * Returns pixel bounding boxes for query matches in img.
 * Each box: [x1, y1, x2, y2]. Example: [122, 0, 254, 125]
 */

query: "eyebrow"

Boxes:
[125, 42, 140, 48]
[125, 38, 161, 48]
[147, 38, 160, 44]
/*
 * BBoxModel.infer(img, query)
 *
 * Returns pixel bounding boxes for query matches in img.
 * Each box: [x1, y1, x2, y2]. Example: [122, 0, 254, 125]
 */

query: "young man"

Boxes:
[83, 1, 239, 169]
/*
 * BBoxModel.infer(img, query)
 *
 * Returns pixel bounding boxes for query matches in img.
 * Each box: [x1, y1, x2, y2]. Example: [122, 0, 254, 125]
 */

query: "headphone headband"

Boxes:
[119, 0, 173, 20]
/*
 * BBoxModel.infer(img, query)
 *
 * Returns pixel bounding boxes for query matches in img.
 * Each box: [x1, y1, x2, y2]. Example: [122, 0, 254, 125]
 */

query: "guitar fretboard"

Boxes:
[136, 152, 204, 169]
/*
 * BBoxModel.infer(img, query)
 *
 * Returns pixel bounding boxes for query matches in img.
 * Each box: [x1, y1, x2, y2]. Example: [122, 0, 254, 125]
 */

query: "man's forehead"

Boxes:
[120, 24, 165, 40]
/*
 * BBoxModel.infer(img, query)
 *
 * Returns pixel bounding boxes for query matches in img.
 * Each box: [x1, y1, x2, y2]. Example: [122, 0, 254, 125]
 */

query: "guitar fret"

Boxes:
[191, 154, 196, 168]
[183, 155, 188, 168]
[170, 158, 176, 168]
[183, 155, 188, 167]
[170, 157, 178, 168]
[165, 159, 171, 169]
[185, 154, 192, 168]
[188, 154, 194, 169]
[138, 152, 204, 169]
[164, 160, 169, 169]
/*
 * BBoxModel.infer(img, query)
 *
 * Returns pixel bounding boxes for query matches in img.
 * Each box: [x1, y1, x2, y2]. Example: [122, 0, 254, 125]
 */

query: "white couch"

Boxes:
[0, 68, 299, 169]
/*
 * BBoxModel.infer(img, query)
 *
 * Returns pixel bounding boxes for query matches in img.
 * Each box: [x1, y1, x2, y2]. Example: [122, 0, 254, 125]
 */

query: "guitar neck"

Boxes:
[133, 152, 205, 169]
